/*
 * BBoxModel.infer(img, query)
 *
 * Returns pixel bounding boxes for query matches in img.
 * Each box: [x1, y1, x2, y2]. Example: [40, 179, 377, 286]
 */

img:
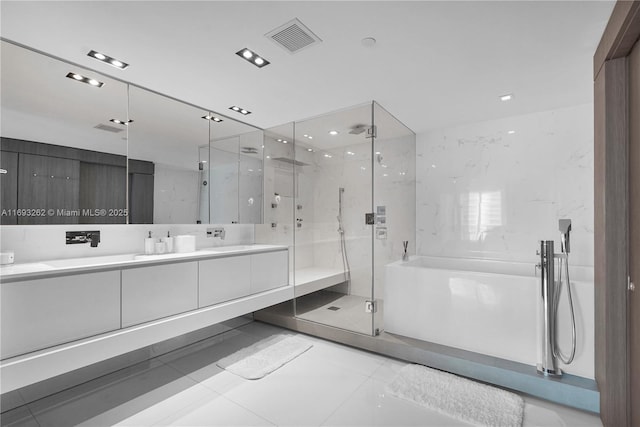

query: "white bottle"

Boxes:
[144, 231, 155, 254]
[155, 240, 166, 254]
[163, 231, 174, 253]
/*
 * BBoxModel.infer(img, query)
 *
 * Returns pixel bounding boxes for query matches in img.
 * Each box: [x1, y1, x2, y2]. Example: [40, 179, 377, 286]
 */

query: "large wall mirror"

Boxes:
[0, 40, 264, 225]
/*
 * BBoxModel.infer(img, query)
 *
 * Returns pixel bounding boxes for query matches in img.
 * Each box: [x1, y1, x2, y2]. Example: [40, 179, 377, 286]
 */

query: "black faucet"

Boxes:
[66, 231, 101, 247]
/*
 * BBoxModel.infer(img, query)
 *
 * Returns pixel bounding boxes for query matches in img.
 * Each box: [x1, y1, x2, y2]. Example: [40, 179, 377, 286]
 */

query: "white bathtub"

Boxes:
[384, 256, 594, 379]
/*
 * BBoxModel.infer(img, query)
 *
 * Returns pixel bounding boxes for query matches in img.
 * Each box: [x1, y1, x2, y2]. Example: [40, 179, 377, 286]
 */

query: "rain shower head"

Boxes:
[349, 125, 368, 135]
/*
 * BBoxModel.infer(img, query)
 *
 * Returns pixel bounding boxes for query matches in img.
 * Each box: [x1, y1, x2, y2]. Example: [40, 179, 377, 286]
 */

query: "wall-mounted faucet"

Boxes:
[207, 227, 225, 240]
[66, 231, 100, 247]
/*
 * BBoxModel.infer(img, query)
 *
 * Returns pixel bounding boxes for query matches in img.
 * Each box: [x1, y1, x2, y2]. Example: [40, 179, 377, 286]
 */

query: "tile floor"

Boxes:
[1, 322, 602, 427]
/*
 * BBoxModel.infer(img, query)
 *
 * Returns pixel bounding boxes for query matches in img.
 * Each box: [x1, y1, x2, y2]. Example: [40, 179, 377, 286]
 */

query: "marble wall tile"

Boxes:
[416, 103, 594, 267]
[1, 223, 254, 263]
[153, 164, 200, 224]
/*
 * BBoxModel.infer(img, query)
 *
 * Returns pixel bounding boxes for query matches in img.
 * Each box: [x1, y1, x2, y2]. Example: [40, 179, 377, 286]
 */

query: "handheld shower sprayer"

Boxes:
[537, 218, 576, 377]
[559, 219, 571, 254]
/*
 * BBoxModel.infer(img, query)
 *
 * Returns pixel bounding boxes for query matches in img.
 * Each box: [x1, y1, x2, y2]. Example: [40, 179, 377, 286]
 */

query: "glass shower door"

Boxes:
[292, 102, 376, 336]
[371, 102, 417, 335]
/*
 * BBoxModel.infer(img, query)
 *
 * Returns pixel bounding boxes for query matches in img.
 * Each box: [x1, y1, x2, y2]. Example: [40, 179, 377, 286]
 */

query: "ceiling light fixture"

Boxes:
[109, 119, 133, 125]
[347, 151, 355, 156]
[324, 154, 332, 158]
[328, 130, 339, 136]
[508, 130, 515, 134]
[307, 148, 313, 152]
[276, 138, 288, 144]
[235, 48, 270, 68]
[87, 50, 129, 69]
[66, 72, 104, 87]
[202, 115, 224, 122]
[229, 106, 251, 115]
[500, 93, 513, 101]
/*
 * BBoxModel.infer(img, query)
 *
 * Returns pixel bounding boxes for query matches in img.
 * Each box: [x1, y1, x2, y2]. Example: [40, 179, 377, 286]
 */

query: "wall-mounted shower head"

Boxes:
[559, 219, 571, 254]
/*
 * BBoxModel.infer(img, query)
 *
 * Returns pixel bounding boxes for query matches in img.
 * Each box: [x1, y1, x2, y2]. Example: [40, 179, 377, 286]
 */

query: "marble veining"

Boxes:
[416, 103, 594, 267]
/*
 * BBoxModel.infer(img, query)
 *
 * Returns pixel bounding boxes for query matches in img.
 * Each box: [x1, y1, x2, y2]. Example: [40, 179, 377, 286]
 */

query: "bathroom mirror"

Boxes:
[0, 40, 265, 225]
[127, 86, 264, 224]
[0, 40, 128, 225]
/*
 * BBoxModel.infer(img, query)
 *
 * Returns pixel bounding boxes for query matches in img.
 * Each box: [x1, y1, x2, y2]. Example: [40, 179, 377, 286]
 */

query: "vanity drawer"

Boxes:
[1, 271, 121, 359]
[121, 262, 198, 327]
[198, 255, 251, 307]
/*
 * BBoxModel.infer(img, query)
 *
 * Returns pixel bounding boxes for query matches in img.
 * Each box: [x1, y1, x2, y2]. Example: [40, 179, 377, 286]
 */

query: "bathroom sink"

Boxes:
[133, 252, 198, 261]
[0, 263, 53, 275]
[44, 254, 137, 268]
[200, 245, 256, 253]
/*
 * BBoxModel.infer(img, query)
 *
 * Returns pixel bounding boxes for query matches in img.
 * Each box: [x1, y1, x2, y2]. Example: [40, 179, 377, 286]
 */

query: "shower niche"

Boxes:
[256, 101, 416, 337]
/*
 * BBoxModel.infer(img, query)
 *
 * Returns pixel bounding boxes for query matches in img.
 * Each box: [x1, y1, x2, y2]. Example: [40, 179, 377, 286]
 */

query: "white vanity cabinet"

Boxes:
[121, 261, 198, 327]
[0, 270, 120, 359]
[251, 250, 288, 293]
[199, 255, 251, 307]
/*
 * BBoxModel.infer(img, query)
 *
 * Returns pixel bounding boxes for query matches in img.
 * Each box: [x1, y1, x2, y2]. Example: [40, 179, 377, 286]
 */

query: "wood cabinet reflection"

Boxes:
[1, 137, 154, 224]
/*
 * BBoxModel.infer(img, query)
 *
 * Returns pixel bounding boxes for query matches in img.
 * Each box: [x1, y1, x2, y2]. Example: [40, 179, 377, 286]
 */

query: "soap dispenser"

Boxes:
[163, 231, 174, 253]
[145, 231, 155, 254]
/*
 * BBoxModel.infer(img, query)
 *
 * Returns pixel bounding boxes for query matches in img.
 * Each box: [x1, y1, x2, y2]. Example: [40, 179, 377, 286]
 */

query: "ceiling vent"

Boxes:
[94, 123, 124, 133]
[265, 18, 322, 54]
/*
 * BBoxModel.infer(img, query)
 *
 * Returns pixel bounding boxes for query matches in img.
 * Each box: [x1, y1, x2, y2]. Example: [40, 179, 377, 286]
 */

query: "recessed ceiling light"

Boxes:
[87, 50, 128, 69]
[229, 106, 251, 115]
[347, 151, 355, 156]
[500, 93, 513, 101]
[202, 115, 223, 122]
[307, 148, 313, 152]
[508, 130, 515, 134]
[66, 72, 104, 87]
[110, 119, 133, 125]
[235, 48, 270, 68]
[329, 130, 339, 136]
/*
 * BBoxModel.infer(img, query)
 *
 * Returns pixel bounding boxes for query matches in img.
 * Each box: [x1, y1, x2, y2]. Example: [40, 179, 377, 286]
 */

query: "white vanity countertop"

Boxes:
[0, 244, 288, 282]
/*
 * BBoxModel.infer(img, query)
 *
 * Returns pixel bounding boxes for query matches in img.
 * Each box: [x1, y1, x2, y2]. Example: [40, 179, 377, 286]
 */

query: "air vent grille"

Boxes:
[94, 124, 124, 133]
[266, 18, 321, 54]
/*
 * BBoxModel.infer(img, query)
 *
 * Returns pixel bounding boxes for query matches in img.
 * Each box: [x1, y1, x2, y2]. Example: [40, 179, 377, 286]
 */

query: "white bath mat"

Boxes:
[386, 364, 524, 427]
[216, 334, 313, 380]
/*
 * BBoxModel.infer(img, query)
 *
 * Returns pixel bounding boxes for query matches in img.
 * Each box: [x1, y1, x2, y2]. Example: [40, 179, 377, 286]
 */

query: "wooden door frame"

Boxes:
[593, 2, 640, 426]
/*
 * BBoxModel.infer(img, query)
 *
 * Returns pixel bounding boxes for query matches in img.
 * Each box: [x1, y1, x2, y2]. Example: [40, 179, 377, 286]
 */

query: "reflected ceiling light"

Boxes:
[235, 48, 270, 68]
[87, 50, 129, 69]
[202, 115, 224, 122]
[500, 93, 513, 101]
[276, 138, 288, 144]
[347, 151, 355, 156]
[383, 173, 388, 177]
[109, 119, 133, 125]
[66, 72, 104, 87]
[508, 130, 515, 134]
[302, 134, 313, 140]
[307, 148, 314, 152]
[328, 130, 339, 136]
[229, 105, 251, 115]
[375, 151, 381, 155]
[324, 153, 332, 158]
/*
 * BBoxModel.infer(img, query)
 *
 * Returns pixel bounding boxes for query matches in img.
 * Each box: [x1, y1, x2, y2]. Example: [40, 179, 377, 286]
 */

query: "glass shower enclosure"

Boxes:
[256, 102, 414, 336]
[288, 101, 416, 336]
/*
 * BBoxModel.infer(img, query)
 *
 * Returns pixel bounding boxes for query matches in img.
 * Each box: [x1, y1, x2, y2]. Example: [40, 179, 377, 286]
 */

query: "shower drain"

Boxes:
[327, 306, 341, 311]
